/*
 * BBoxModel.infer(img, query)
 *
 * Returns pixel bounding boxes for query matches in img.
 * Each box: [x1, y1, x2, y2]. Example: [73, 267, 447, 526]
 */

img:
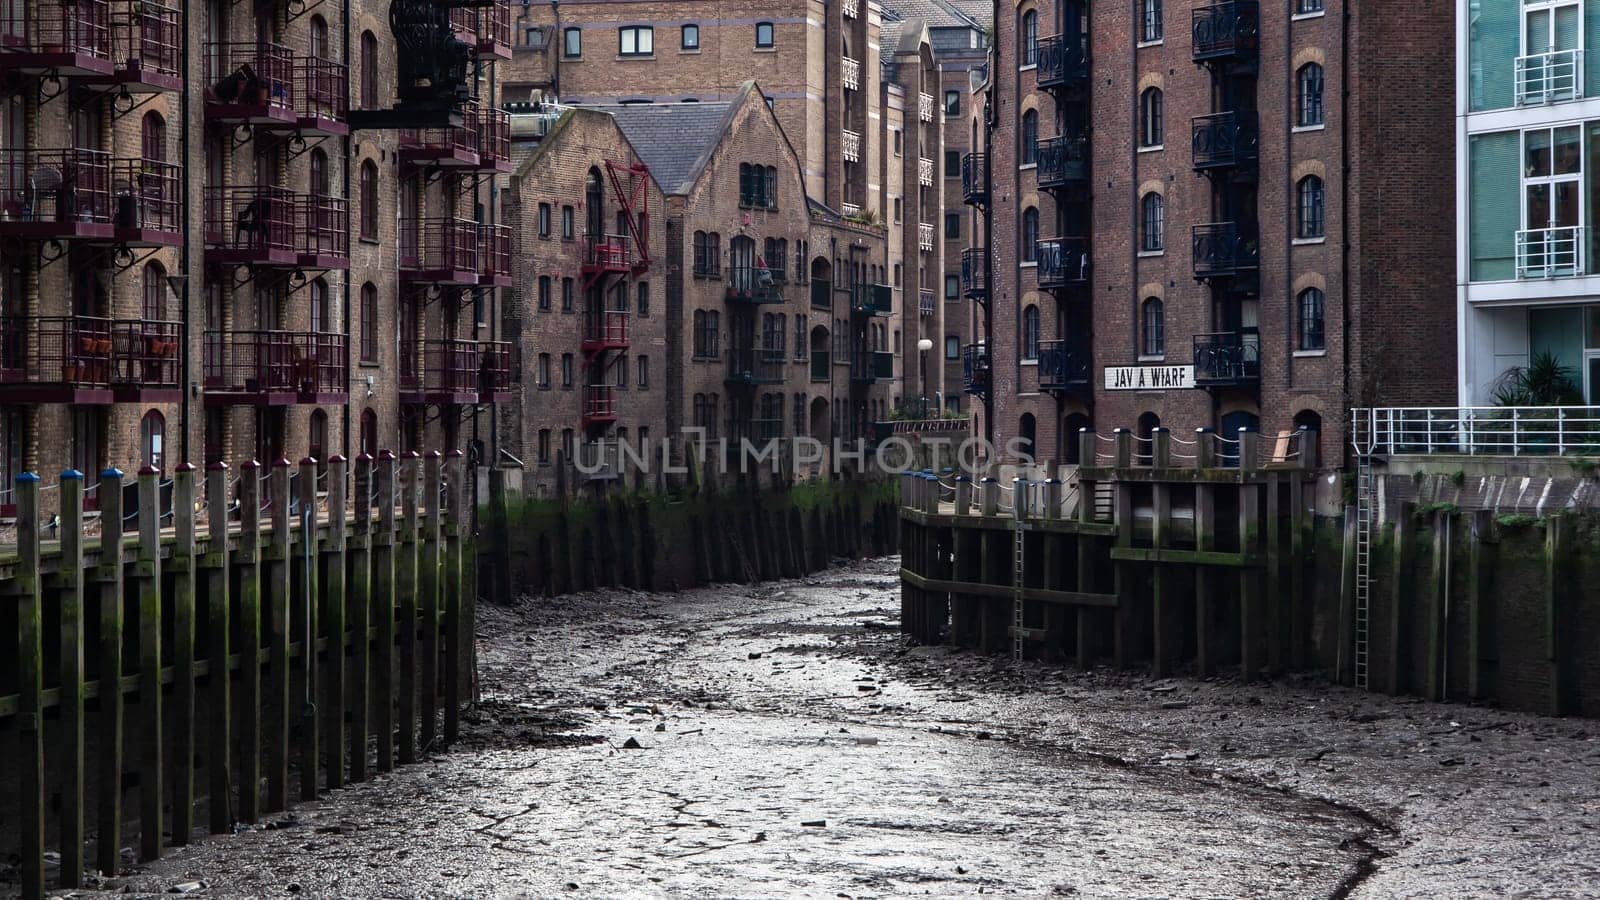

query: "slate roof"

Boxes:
[587, 98, 738, 195]
[881, 0, 987, 32]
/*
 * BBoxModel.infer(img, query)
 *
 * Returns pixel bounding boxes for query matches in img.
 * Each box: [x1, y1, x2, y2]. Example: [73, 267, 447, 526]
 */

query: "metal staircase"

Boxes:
[1352, 412, 1376, 690]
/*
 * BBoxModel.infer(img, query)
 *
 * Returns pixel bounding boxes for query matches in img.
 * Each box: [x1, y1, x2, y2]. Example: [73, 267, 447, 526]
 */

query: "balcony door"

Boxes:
[1523, 126, 1584, 275]
[1523, 0, 1582, 102]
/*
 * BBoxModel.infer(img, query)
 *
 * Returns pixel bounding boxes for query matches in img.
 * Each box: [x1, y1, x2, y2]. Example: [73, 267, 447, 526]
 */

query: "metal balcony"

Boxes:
[0, 315, 180, 404]
[725, 347, 784, 386]
[1036, 134, 1088, 190]
[843, 0, 859, 18]
[204, 41, 297, 127]
[478, 341, 514, 402]
[1193, 331, 1261, 386]
[205, 187, 348, 270]
[479, 223, 512, 286]
[961, 153, 987, 206]
[399, 100, 485, 168]
[919, 222, 935, 252]
[1191, 111, 1259, 173]
[1192, 2, 1260, 65]
[727, 265, 783, 304]
[919, 290, 935, 317]
[581, 309, 629, 352]
[1517, 50, 1584, 106]
[203, 330, 348, 405]
[400, 338, 483, 406]
[299, 195, 349, 270]
[450, 0, 512, 60]
[103, 0, 182, 92]
[582, 232, 634, 275]
[919, 156, 934, 187]
[0, 0, 113, 77]
[1036, 34, 1089, 91]
[400, 217, 479, 284]
[476, 104, 512, 172]
[1517, 226, 1587, 279]
[962, 343, 990, 397]
[842, 129, 862, 163]
[961, 248, 987, 299]
[919, 92, 935, 122]
[582, 385, 616, 427]
[842, 55, 860, 91]
[295, 55, 349, 136]
[1037, 236, 1091, 289]
[1038, 339, 1090, 393]
[850, 349, 894, 384]
[111, 158, 181, 246]
[0, 148, 114, 241]
[849, 283, 893, 317]
[1191, 222, 1260, 280]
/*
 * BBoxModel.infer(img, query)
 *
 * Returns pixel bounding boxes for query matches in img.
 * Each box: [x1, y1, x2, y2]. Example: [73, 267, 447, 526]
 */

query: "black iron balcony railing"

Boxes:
[295, 55, 348, 135]
[919, 289, 936, 317]
[204, 41, 295, 126]
[203, 330, 348, 403]
[400, 338, 481, 404]
[0, 315, 180, 402]
[1038, 339, 1090, 391]
[963, 343, 990, 397]
[850, 349, 894, 384]
[203, 185, 296, 266]
[1192, 222, 1260, 279]
[961, 152, 987, 206]
[1193, 330, 1261, 385]
[961, 248, 988, 299]
[726, 347, 784, 385]
[1191, 111, 1260, 171]
[1036, 134, 1088, 189]
[112, 157, 181, 245]
[399, 217, 478, 283]
[0, 0, 113, 76]
[1037, 236, 1091, 289]
[1036, 34, 1089, 90]
[849, 283, 893, 316]
[727, 264, 783, 303]
[1192, 2, 1260, 63]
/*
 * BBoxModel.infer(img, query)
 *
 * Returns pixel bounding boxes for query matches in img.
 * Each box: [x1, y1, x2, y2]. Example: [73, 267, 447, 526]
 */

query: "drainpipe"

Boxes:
[551, 0, 562, 99]
[1339, 0, 1352, 459]
[342, 0, 352, 458]
[982, 46, 995, 448]
[179, 0, 191, 462]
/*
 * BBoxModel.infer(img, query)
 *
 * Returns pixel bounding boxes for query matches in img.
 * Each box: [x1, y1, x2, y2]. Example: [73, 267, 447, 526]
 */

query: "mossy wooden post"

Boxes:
[57, 469, 86, 888]
[1466, 509, 1493, 702]
[296, 456, 319, 802]
[1147, 431, 1174, 676]
[237, 462, 263, 824]
[1193, 430, 1216, 677]
[96, 466, 125, 876]
[1388, 502, 1415, 696]
[1075, 429, 1098, 668]
[170, 464, 198, 845]
[136, 467, 164, 861]
[373, 451, 398, 772]
[1237, 432, 1262, 681]
[1111, 430, 1134, 669]
[1337, 504, 1356, 687]
[397, 452, 421, 765]
[898, 476, 916, 636]
[444, 450, 466, 745]
[420, 452, 443, 752]
[204, 463, 234, 832]
[1545, 514, 1567, 716]
[348, 454, 372, 781]
[265, 458, 292, 812]
[1426, 511, 1452, 703]
[1288, 467, 1308, 670]
[1041, 479, 1064, 648]
[323, 455, 348, 790]
[16, 472, 44, 900]
[1264, 470, 1283, 673]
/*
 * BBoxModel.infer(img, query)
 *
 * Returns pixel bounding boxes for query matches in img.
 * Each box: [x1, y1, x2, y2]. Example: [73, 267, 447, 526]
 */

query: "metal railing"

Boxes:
[963, 343, 990, 396]
[1037, 236, 1091, 288]
[841, 200, 861, 217]
[1036, 134, 1088, 188]
[1192, 221, 1259, 278]
[919, 91, 935, 122]
[842, 129, 862, 163]
[400, 338, 478, 396]
[479, 223, 512, 280]
[961, 152, 987, 205]
[301, 194, 349, 261]
[850, 349, 894, 383]
[203, 185, 296, 258]
[476, 103, 511, 168]
[479, 340, 513, 397]
[112, 157, 180, 234]
[110, 0, 180, 81]
[1516, 226, 1586, 278]
[727, 264, 782, 302]
[726, 347, 783, 384]
[202, 330, 347, 397]
[1036, 33, 1089, 88]
[1516, 49, 1584, 106]
[583, 385, 616, 421]
[0, 0, 112, 62]
[296, 55, 348, 127]
[1352, 406, 1600, 458]
[583, 232, 632, 269]
[1193, 331, 1260, 384]
[204, 41, 294, 113]
[1192, 1, 1260, 61]
[961, 248, 987, 298]
[400, 217, 478, 275]
[399, 98, 483, 160]
[1038, 339, 1089, 390]
[918, 222, 935, 251]
[583, 309, 629, 346]
[0, 315, 180, 390]
[0, 147, 112, 225]
[843, 0, 859, 18]
[1191, 110, 1259, 170]
[919, 289, 936, 317]
[842, 55, 860, 91]
[919, 156, 934, 187]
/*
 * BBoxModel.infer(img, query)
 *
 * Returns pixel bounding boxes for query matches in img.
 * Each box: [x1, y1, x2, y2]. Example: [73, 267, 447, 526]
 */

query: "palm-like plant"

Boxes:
[1492, 350, 1583, 406]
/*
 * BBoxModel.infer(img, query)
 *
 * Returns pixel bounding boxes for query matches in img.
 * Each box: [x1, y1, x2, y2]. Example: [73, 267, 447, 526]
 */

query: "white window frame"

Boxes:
[1518, 125, 1587, 277]
[619, 26, 653, 57]
[1518, 0, 1585, 105]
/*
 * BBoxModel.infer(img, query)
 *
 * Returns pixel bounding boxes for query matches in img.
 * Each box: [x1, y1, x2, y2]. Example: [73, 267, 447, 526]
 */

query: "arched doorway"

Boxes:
[1219, 410, 1260, 468]
[1136, 412, 1160, 466]
[1294, 409, 1323, 466]
[1018, 413, 1036, 463]
[1063, 413, 1090, 465]
[585, 168, 604, 238]
[809, 396, 830, 443]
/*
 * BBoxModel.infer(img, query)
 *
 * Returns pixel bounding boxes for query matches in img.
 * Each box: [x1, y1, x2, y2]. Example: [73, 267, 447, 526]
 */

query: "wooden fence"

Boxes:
[0, 450, 474, 900]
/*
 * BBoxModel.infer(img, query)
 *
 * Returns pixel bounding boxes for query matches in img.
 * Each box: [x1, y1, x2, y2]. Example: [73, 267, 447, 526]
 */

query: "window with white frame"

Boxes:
[1520, 125, 1585, 276]
[619, 26, 653, 56]
[1518, 0, 1582, 105]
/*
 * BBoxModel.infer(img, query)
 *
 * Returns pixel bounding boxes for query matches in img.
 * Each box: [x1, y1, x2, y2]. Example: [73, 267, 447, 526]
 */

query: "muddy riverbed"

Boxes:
[80, 557, 1600, 898]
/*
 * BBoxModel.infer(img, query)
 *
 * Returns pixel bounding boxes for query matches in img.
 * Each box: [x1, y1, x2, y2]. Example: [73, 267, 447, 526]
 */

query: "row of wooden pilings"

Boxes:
[2, 450, 473, 900]
[898, 427, 1317, 678]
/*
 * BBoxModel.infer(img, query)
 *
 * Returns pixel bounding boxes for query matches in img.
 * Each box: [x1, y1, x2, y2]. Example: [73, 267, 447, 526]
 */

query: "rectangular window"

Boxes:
[893, 129, 902, 157]
[681, 24, 699, 50]
[945, 274, 958, 300]
[1141, 0, 1163, 42]
[945, 149, 960, 177]
[537, 353, 551, 388]
[638, 355, 649, 388]
[614, 356, 628, 388]
[945, 212, 960, 240]
[755, 22, 774, 48]
[561, 353, 574, 388]
[619, 26, 653, 56]
[945, 335, 959, 360]
[360, 285, 377, 362]
[561, 205, 574, 239]
[538, 276, 551, 311]
[1470, 131, 1520, 280]
[1296, 0, 1323, 12]
[563, 27, 581, 58]
[538, 203, 551, 238]
[795, 314, 807, 360]
[637, 281, 650, 316]
[893, 263, 902, 287]
[562, 277, 574, 311]
[538, 429, 550, 464]
[944, 90, 960, 116]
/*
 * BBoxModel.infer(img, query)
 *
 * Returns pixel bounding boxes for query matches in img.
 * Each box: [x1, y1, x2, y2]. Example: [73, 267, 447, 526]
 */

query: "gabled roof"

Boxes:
[881, 0, 987, 33]
[585, 94, 744, 196]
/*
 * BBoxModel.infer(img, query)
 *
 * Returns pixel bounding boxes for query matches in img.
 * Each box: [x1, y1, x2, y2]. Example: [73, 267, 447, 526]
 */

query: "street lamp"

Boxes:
[917, 338, 934, 417]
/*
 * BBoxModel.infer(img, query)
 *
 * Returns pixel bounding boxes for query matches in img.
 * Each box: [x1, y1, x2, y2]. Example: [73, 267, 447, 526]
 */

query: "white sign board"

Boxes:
[1103, 365, 1195, 391]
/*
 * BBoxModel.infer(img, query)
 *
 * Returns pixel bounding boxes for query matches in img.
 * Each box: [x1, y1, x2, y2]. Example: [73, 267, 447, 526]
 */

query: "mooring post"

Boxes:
[136, 467, 164, 861]
[96, 466, 125, 876]
[1427, 510, 1449, 703]
[296, 456, 320, 802]
[1079, 428, 1097, 470]
[373, 451, 398, 772]
[1194, 427, 1215, 471]
[1114, 428, 1133, 469]
[1389, 501, 1415, 696]
[348, 454, 373, 781]
[1545, 514, 1567, 716]
[204, 463, 233, 833]
[1237, 434, 1262, 681]
[1152, 427, 1172, 469]
[1288, 464, 1308, 671]
[444, 450, 467, 745]
[981, 477, 998, 516]
[16, 472, 43, 900]
[265, 459, 293, 813]
[923, 471, 940, 515]
[1150, 444, 1174, 678]
[1075, 431, 1097, 668]
[324, 455, 348, 790]
[1466, 509, 1492, 703]
[397, 452, 421, 765]
[1111, 436, 1134, 669]
[170, 464, 197, 846]
[58, 469, 86, 887]
[1265, 470, 1284, 673]
[238, 461, 263, 824]
[421, 452, 443, 753]
[1043, 478, 1060, 520]
[954, 475, 971, 516]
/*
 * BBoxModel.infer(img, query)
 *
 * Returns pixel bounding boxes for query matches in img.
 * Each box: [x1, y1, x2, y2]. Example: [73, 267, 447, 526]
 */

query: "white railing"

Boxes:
[1516, 226, 1586, 278]
[1352, 406, 1600, 458]
[918, 91, 935, 122]
[842, 55, 860, 91]
[1516, 49, 1584, 105]
[918, 222, 935, 251]
[842, 128, 861, 163]
[841, 201, 861, 217]
[843, 0, 859, 19]
[918, 156, 934, 186]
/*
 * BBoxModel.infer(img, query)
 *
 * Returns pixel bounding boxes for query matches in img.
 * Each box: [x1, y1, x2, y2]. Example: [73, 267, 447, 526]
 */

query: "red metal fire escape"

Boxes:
[580, 159, 651, 429]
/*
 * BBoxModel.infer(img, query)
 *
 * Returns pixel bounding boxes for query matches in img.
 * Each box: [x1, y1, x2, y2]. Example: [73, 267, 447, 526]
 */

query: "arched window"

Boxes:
[141, 410, 164, 471]
[360, 31, 378, 108]
[142, 260, 167, 321]
[1021, 109, 1038, 165]
[360, 408, 378, 457]
[360, 282, 377, 362]
[310, 278, 329, 332]
[310, 14, 329, 60]
[1018, 413, 1037, 462]
[359, 160, 378, 239]
[1022, 304, 1040, 359]
[1298, 287, 1326, 351]
[309, 147, 329, 196]
[1136, 413, 1160, 466]
[1140, 192, 1165, 252]
[1297, 63, 1324, 127]
[1022, 207, 1039, 262]
[140, 111, 164, 161]
[1142, 298, 1165, 357]
[309, 409, 328, 466]
[1297, 175, 1325, 239]
[1020, 9, 1038, 66]
[1140, 87, 1164, 148]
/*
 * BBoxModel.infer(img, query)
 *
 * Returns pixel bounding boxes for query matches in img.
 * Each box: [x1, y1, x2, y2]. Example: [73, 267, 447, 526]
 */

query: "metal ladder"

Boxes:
[1353, 452, 1373, 690]
[1012, 480, 1028, 663]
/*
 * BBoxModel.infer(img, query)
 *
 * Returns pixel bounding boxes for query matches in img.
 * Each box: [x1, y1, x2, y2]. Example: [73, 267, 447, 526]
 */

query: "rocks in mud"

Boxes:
[621, 737, 645, 749]
[168, 882, 206, 894]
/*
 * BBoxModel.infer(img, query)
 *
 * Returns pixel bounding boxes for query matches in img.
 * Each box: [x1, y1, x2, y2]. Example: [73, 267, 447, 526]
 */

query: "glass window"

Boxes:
[1021, 109, 1038, 164]
[1297, 64, 1324, 127]
[562, 277, 574, 311]
[1141, 192, 1165, 252]
[361, 282, 377, 361]
[638, 281, 650, 316]
[564, 27, 582, 57]
[1140, 88, 1164, 147]
[1298, 288, 1326, 351]
[141, 410, 164, 471]
[538, 276, 551, 310]
[945, 148, 960, 177]
[360, 161, 378, 239]
[1020, 10, 1037, 66]
[944, 90, 960, 116]
[1022, 305, 1039, 359]
[756, 22, 774, 47]
[945, 212, 961, 240]
[1022, 207, 1039, 262]
[561, 353, 574, 387]
[682, 24, 699, 50]
[1297, 176, 1325, 239]
[1142, 298, 1165, 357]
[1470, 131, 1520, 280]
[619, 26, 653, 56]
[360, 31, 378, 107]
[638, 355, 649, 388]
[1142, 0, 1163, 42]
[946, 336, 960, 360]
[945, 274, 959, 300]
[1296, 0, 1323, 13]
[561, 205, 574, 239]
[538, 202, 551, 237]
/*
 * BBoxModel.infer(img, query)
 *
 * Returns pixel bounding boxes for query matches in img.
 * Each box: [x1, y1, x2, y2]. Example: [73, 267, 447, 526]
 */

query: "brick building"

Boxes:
[971, 0, 1456, 467]
[0, 0, 512, 493]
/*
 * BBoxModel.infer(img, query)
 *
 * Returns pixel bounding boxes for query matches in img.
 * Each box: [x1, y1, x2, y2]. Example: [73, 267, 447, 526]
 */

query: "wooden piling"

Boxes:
[420, 452, 443, 753]
[96, 466, 125, 876]
[296, 457, 320, 802]
[1194, 430, 1215, 678]
[348, 455, 373, 781]
[58, 469, 86, 887]
[1150, 453, 1174, 677]
[1466, 509, 1492, 702]
[323, 456, 348, 790]
[397, 452, 421, 765]
[237, 461, 263, 824]
[266, 459, 292, 813]
[204, 464, 234, 832]
[136, 467, 164, 861]
[373, 451, 398, 772]
[444, 451, 466, 746]
[1545, 514, 1567, 716]
[1237, 433, 1262, 681]
[16, 473, 44, 900]
[169, 464, 197, 845]
[1387, 502, 1414, 696]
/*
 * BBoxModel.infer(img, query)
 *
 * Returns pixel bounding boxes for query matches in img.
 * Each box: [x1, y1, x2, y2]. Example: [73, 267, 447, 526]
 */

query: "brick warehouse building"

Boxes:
[971, 0, 1457, 467]
[498, 0, 950, 414]
[0, 0, 512, 490]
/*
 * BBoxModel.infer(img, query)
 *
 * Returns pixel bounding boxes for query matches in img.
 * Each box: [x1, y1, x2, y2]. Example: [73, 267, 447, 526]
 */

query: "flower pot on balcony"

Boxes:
[116, 192, 140, 228]
[62, 363, 80, 382]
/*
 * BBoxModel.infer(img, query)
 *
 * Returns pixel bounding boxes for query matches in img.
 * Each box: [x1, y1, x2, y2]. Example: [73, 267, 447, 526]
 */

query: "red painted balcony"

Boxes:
[583, 385, 617, 427]
[300, 194, 349, 270]
[478, 222, 511, 286]
[0, 0, 114, 76]
[582, 232, 633, 275]
[476, 103, 511, 172]
[204, 185, 297, 267]
[399, 101, 482, 168]
[0, 148, 114, 241]
[400, 338, 481, 406]
[112, 157, 181, 246]
[203, 330, 348, 405]
[400, 217, 479, 285]
[0, 315, 180, 404]
[102, 0, 181, 91]
[580, 309, 629, 353]
[451, 0, 512, 60]
[204, 41, 296, 128]
[479, 340, 513, 402]
[296, 55, 348, 136]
